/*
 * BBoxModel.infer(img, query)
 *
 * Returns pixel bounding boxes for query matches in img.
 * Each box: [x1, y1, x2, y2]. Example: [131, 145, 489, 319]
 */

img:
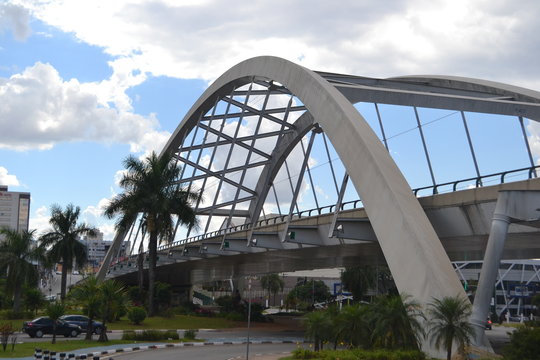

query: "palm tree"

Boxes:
[40, 204, 96, 301]
[69, 275, 101, 340]
[337, 303, 371, 348]
[260, 274, 284, 306]
[303, 310, 330, 351]
[427, 295, 474, 360]
[104, 151, 199, 316]
[371, 293, 425, 349]
[340, 265, 376, 301]
[97, 279, 128, 342]
[46, 301, 65, 344]
[0, 228, 44, 313]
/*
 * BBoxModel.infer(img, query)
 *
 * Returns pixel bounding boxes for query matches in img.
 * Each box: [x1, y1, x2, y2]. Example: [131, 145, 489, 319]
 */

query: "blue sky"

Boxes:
[1, 0, 540, 240]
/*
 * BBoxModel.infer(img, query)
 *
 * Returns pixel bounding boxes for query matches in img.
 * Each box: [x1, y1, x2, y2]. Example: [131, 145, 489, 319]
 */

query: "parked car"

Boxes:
[60, 315, 104, 334]
[22, 317, 81, 338]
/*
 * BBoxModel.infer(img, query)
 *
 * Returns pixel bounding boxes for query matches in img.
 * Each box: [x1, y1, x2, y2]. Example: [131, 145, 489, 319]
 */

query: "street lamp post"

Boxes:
[246, 277, 252, 360]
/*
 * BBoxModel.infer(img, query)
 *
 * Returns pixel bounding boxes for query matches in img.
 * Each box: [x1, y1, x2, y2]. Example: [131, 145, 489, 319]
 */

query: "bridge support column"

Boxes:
[470, 212, 509, 349]
[471, 190, 540, 348]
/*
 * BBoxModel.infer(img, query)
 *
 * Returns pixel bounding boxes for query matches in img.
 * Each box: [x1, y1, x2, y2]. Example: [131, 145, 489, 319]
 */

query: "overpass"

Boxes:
[107, 176, 540, 285]
[99, 56, 540, 357]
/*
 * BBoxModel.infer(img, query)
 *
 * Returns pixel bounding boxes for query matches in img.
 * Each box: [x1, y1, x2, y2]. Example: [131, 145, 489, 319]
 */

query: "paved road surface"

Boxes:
[103, 343, 296, 360]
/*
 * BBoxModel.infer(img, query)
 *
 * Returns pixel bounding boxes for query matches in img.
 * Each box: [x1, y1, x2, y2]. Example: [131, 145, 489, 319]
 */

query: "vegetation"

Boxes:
[97, 279, 128, 341]
[427, 295, 474, 360]
[286, 279, 331, 310]
[45, 301, 65, 344]
[23, 288, 45, 316]
[503, 322, 540, 360]
[0, 228, 44, 313]
[39, 204, 97, 300]
[68, 275, 101, 340]
[290, 348, 426, 360]
[340, 265, 397, 301]
[128, 306, 147, 325]
[0, 322, 15, 352]
[104, 151, 200, 316]
[302, 293, 424, 352]
[122, 329, 179, 341]
[260, 274, 284, 306]
[0, 339, 136, 358]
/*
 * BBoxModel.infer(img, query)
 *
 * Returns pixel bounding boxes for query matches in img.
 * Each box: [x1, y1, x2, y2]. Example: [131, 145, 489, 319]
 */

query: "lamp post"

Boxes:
[246, 277, 252, 360]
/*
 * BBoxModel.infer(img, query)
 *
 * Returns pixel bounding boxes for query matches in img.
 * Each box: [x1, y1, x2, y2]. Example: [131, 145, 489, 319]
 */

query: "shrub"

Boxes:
[183, 329, 197, 340]
[503, 325, 540, 360]
[159, 308, 175, 318]
[127, 306, 147, 325]
[122, 329, 179, 341]
[0, 309, 32, 320]
[291, 348, 426, 360]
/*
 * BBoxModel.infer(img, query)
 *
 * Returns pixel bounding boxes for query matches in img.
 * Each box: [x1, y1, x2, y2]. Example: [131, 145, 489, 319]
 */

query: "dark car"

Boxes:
[22, 317, 81, 338]
[60, 315, 104, 334]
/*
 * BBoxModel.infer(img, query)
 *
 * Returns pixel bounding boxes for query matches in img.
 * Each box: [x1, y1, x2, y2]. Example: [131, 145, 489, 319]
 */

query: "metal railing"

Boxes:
[148, 165, 540, 257]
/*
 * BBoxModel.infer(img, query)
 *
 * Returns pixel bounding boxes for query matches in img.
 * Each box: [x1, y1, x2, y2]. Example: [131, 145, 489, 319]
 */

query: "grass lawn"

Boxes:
[0, 340, 137, 358]
[107, 315, 242, 330]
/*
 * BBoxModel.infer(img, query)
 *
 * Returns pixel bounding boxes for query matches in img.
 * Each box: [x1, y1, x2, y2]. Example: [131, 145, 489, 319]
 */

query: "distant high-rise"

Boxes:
[0, 185, 31, 233]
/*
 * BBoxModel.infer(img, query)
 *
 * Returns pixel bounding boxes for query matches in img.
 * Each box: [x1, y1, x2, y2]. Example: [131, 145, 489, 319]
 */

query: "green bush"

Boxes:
[0, 309, 32, 320]
[291, 348, 426, 360]
[183, 329, 197, 340]
[122, 329, 179, 341]
[503, 325, 540, 360]
[127, 306, 147, 325]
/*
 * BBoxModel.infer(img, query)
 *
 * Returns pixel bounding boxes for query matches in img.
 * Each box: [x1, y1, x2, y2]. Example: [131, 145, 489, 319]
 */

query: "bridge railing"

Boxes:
[155, 165, 539, 252]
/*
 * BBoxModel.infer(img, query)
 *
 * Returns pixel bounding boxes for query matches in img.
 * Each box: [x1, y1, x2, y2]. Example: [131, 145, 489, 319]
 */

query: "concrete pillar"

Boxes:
[470, 212, 510, 346]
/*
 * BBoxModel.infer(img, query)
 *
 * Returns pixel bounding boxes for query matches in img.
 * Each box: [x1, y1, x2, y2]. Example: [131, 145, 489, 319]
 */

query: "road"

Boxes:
[103, 343, 296, 360]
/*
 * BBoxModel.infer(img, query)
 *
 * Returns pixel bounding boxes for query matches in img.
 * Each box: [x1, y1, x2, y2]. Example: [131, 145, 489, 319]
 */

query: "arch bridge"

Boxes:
[99, 56, 540, 356]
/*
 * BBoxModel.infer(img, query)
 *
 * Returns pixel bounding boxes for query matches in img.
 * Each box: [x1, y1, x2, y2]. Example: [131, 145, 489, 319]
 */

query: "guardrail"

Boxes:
[146, 165, 540, 256]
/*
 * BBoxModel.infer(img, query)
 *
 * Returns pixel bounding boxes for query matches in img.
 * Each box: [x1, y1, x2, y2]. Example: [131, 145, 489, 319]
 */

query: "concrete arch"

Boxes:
[163, 57, 469, 355]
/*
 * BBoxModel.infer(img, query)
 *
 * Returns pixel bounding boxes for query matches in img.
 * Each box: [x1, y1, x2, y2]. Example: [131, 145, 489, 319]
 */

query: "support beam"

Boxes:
[471, 190, 540, 349]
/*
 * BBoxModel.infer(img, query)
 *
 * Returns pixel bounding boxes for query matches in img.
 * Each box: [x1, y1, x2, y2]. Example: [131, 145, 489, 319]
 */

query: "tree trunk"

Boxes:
[137, 252, 144, 295]
[52, 324, 57, 344]
[447, 345, 452, 360]
[85, 318, 93, 340]
[60, 266, 68, 301]
[12, 283, 22, 314]
[148, 229, 158, 317]
[98, 313, 108, 342]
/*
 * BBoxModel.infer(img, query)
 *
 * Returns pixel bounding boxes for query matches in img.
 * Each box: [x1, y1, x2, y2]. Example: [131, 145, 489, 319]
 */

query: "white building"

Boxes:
[82, 230, 130, 268]
[0, 185, 30, 236]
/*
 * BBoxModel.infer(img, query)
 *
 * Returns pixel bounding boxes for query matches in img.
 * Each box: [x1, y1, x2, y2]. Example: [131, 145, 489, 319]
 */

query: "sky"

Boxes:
[1, 0, 540, 241]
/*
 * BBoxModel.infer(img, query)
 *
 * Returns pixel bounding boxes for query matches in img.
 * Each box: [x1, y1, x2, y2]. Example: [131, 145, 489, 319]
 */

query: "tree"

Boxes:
[104, 151, 199, 316]
[69, 275, 101, 340]
[98, 279, 128, 342]
[260, 274, 284, 306]
[341, 265, 376, 301]
[370, 293, 425, 350]
[427, 295, 474, 360]
[39, 204, 96, 301]
[289, 279, 331, 307]
[24, 288, 45, 316]
[46, 301, 65, 344]
[303, 310, 330, 351]
[337, 303, 371, 348]
[0, 228, 44, 313]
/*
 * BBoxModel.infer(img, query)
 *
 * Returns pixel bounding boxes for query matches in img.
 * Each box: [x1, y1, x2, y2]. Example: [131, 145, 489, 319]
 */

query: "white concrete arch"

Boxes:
[163, 56, 470, 355]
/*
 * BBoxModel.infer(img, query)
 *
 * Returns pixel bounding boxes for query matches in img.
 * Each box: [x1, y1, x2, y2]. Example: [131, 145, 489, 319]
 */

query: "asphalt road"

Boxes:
[103, 343, 297, 360]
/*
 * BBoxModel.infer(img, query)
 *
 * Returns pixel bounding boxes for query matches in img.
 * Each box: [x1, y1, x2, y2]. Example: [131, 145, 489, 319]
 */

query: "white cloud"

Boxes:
[0, 3, 31, 41]
[29, 205, 50, 235]
[13, 0, 540, 90]
[0, 62, 170, 153]
[0, 166, 20, 186]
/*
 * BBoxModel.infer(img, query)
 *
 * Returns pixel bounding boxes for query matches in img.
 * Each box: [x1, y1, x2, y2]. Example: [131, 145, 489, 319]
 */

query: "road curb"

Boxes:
[72, 340, 304, 359]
